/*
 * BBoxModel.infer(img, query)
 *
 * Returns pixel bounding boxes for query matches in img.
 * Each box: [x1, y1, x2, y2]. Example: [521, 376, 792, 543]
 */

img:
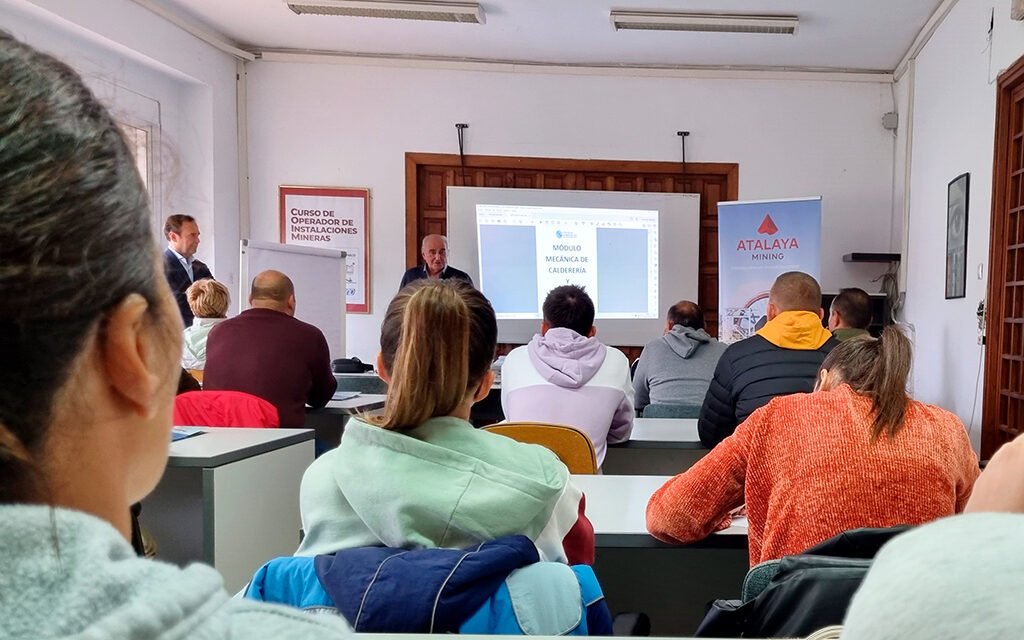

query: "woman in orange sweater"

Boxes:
[646, 327, 979, 566]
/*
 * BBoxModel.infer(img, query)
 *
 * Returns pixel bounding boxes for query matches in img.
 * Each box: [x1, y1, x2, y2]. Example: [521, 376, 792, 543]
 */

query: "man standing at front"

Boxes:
[501, 285, 633, 468]
[163, 214, 213, 325]
[203, 270, 337, 427]
[399, 234, 473, 289]
[698, 271, 838, 448]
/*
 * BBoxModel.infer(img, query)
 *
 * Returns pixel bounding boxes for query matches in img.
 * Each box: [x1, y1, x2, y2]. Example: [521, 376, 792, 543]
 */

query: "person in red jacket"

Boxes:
[646, 327, 979, 566]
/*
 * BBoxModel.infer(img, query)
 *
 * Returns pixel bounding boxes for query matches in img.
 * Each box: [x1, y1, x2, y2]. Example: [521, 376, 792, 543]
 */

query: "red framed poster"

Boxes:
[280, 185, 371, 313]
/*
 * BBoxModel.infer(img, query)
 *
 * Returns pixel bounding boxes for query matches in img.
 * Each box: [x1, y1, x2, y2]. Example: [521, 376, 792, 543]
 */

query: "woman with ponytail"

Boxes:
[646, 326, 978, 566]
[0, 33, 350, 637]
[296, 280, 594, 565]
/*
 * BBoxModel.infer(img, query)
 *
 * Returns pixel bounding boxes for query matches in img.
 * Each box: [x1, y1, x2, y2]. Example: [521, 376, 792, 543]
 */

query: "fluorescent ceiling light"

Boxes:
[610, 11, 798, 35]
[287, 0, 485, 24]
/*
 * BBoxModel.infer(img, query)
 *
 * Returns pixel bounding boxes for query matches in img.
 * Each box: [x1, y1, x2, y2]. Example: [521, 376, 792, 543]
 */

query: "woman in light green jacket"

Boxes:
[296, 280, 595, 565]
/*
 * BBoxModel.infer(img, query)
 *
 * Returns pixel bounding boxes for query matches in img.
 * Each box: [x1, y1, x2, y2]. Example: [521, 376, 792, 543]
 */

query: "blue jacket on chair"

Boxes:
[244, 535, 612, 635]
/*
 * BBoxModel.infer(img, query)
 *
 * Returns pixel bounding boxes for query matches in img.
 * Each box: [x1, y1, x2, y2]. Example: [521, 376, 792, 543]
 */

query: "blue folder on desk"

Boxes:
[171, 427, 205, 442]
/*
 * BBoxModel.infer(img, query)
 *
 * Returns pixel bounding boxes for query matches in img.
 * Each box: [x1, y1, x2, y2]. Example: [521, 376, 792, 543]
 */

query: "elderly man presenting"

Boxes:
[399, 234, 473, 289]
[203, 270, 337, 427]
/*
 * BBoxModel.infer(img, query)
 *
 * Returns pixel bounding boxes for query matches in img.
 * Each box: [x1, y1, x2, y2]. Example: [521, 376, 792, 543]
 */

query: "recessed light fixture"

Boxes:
[286, 0, 485, 23]
[610, 11, 798, 35]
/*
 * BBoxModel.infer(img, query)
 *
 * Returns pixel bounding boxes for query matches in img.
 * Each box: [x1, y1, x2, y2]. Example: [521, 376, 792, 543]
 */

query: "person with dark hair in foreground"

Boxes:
[0, 32, 350, 637]
[500, 285, 634, 468]
[698, 271, 839, 448]
[828, 287, 873, 341]
[633, 300, 727, 414]
[647, 328, 978, 566]
[296, 280, 593, 564]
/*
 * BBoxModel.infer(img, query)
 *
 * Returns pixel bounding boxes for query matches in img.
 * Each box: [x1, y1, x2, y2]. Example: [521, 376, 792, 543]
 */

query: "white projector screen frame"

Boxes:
[446, 187, 700, 346]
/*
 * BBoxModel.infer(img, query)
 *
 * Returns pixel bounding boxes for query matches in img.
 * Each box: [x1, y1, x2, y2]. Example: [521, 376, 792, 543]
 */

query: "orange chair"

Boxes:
[482, 422, 598, 474]
[173, 390, 280, 428]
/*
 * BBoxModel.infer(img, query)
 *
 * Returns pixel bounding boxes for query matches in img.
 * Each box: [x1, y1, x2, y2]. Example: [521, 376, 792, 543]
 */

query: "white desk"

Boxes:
[572, 474, 746, 545]
[306, 393, 388, 449]
[603, 418, 709, 476]
[142, 428, 314, 593]
[325, 392, 388, 413]
[572, 473, 748, 636]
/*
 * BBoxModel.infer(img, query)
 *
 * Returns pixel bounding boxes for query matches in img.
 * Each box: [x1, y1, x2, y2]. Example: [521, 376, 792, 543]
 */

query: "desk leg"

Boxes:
[208, 441, 314, 592]
[593, 545, 749, 636]
[143, 441, 314, 594]
[142, 467, 204, 565]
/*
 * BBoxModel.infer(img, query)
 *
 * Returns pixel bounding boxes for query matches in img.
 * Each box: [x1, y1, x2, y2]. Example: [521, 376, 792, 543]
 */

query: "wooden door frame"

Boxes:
[982, 55, 1024, 458]
[404, 152, 739, 268]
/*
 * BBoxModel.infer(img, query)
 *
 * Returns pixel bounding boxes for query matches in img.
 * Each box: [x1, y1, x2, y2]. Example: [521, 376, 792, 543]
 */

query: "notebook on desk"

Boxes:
[171, 426, 205, 442]
[332, 391, 362, 402]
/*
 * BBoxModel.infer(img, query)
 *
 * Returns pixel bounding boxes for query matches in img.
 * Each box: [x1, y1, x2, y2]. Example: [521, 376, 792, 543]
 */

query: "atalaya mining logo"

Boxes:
[735, 214, 799, 260]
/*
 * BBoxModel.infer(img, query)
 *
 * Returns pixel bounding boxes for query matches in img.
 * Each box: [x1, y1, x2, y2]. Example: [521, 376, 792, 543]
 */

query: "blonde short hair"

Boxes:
[186, 278, 229, 318]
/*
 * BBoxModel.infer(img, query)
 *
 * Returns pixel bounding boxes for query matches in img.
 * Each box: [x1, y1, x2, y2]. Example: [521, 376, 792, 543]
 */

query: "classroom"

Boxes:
[1, 1, 1023, 638]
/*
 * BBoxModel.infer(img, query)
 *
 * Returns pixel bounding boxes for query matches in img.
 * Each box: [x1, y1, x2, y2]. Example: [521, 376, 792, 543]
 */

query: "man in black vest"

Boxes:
[399, 234, 473, 289]
[162, 214, 213, 326]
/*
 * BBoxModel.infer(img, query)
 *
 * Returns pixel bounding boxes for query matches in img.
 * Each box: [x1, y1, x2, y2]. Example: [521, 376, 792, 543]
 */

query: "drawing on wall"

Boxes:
[945, 173, 969, 300]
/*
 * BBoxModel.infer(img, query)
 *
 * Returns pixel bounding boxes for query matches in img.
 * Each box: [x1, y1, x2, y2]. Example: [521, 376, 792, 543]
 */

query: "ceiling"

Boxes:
[152, 0, 944, 72]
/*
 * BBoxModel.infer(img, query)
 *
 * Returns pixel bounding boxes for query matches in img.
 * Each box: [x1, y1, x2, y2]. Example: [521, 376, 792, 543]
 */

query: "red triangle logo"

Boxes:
[757, 214, 779, 235]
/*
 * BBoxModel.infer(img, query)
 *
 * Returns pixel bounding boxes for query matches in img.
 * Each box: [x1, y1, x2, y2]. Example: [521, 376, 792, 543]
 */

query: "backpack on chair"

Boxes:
[695, 526, 910, 638]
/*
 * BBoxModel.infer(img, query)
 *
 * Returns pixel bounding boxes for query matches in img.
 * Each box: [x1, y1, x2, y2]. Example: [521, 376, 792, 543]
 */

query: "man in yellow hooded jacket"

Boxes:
[698, 272, 838, 448]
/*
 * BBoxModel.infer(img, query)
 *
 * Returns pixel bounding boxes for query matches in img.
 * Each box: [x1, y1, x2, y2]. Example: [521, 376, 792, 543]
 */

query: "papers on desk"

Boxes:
[171, 427, 205, 442]
[332, 391, 362, 401]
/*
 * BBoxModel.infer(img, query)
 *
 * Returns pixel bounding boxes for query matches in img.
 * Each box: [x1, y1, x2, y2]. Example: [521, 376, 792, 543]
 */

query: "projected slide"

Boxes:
[476, 204, 659, 319]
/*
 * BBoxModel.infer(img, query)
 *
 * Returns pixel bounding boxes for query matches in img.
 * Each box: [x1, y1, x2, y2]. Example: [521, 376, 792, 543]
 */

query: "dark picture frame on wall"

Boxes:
[945, 172, 970, 299]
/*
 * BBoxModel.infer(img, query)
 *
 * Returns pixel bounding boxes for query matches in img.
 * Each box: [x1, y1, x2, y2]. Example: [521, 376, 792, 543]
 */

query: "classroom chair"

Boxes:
[174, 390, 280, 428]
[641, 403, 702, 419]
[482, 422, 598, 474]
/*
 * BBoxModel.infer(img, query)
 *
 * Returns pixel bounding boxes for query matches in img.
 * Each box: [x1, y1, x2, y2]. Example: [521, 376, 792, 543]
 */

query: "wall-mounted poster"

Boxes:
[945, 173, 970, 300]
[280, 185, 370, 313]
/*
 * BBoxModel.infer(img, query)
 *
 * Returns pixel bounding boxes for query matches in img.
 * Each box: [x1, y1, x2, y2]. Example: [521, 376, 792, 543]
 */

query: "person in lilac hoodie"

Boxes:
[501, 285, 634, 468]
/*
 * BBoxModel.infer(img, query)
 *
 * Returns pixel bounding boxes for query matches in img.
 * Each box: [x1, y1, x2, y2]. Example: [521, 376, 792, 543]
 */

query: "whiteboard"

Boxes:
[239, 239, 346, 359]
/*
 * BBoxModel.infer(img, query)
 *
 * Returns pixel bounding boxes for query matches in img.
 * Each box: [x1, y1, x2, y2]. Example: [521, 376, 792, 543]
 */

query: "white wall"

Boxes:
[897, 0, 1024, 449]
[246, 61, 898, 361]
[1, 0, 241, 297]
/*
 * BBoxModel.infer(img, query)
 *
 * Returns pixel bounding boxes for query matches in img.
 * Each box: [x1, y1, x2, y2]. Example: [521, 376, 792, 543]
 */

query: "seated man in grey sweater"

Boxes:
[633, 301, 727, 415]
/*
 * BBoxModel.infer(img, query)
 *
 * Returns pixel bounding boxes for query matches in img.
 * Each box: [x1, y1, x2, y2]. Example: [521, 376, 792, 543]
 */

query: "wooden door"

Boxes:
[983, 56, 1024, 458]
[405, 153, 739, 354]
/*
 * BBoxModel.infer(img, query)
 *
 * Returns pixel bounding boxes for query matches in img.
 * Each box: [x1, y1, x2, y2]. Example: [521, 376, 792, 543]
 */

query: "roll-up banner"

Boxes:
[718, 197, 822, 344]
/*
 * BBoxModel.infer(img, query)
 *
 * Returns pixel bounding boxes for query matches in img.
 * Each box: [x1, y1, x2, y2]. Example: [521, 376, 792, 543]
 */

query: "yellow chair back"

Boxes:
[482, 422, 599, 474]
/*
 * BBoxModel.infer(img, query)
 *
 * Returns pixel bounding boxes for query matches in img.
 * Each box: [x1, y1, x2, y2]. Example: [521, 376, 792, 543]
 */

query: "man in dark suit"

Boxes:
[162, 214, 213, 326]
[399, 234, 473, 289]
